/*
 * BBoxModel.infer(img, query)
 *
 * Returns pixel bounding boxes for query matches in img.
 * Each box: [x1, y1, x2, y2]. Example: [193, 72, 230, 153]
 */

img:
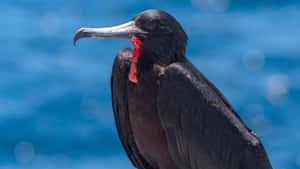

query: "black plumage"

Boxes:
[74, 9, 273, 169]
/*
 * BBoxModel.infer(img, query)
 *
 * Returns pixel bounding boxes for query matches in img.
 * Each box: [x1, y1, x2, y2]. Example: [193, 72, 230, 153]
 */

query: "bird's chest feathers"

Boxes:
[127, 70, 160, 114]
[127, 70, 174, 168]
[127, 65, 163, 126]
[127, 74, 160, 145]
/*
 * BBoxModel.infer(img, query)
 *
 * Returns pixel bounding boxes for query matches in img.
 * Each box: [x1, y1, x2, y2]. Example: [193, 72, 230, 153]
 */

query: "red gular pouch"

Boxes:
[129, 37, 141, 83]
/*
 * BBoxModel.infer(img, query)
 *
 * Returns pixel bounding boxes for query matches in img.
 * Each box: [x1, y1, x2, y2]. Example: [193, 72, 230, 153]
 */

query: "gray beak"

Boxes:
[73, 21, 142, 45]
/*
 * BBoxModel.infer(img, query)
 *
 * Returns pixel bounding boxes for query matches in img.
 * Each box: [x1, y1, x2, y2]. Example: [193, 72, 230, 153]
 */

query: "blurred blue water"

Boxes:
[0, 0, 299, 168]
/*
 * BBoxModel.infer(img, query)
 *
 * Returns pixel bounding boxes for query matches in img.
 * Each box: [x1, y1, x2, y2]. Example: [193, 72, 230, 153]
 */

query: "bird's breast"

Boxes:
[127, 71, 179, 169]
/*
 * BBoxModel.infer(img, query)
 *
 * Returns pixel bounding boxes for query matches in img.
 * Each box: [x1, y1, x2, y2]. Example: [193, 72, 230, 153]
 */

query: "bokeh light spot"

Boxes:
[265, 73, 290, 106]
[191, 0, 231, 12]
[296, 153, 300, 168]
[243, 50, 265, 71]
[40, 13, 61, 36]
[14, 142, 35, 163]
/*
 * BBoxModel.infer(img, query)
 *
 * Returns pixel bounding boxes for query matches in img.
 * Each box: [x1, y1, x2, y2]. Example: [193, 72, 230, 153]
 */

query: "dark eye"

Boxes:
[142, 19, 159, 31]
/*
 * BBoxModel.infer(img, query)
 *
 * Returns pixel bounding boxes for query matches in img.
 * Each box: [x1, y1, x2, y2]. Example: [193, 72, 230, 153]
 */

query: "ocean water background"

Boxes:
[1, 0, 299, 168]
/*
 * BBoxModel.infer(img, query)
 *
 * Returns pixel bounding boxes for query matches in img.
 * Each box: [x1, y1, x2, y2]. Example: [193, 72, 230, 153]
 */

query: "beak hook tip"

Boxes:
[73, 38, 77, 46]
[73, 28, 86, 46]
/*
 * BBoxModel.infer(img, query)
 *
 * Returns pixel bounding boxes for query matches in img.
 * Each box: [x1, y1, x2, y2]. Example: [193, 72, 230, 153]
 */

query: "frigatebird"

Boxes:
[73, 9, 273, 169]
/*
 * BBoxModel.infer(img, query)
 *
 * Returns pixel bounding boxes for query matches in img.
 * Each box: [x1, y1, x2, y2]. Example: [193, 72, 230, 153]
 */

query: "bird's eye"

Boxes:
[137, 19, 159, 32]
[144, 20, 158, 31]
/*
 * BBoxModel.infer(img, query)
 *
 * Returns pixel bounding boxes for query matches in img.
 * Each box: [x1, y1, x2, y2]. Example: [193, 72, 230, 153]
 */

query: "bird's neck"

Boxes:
[135, 49, 187, 83]
[129, 37, 187, 84]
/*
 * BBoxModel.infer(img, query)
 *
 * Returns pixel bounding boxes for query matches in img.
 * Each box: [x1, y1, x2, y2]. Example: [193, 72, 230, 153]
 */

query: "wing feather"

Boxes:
[157, 61, 273, 169]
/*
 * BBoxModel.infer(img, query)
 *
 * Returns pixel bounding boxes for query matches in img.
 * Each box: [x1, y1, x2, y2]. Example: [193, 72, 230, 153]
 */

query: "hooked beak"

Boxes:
[73, 21, 143, 46]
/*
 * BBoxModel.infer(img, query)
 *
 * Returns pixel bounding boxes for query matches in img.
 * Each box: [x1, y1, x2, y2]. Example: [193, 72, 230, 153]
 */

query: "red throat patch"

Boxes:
[129, 37, 141, 83]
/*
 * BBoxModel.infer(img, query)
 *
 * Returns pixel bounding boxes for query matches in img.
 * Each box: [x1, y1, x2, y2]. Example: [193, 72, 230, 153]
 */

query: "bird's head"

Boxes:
[74, 9, 188, 83]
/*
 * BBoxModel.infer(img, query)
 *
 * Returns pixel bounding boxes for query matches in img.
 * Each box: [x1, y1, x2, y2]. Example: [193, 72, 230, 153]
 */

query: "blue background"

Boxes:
[1, 0, 299, 168]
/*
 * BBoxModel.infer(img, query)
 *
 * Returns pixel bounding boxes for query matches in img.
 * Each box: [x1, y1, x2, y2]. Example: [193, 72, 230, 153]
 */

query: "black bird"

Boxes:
[73, 9, 273, 169]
